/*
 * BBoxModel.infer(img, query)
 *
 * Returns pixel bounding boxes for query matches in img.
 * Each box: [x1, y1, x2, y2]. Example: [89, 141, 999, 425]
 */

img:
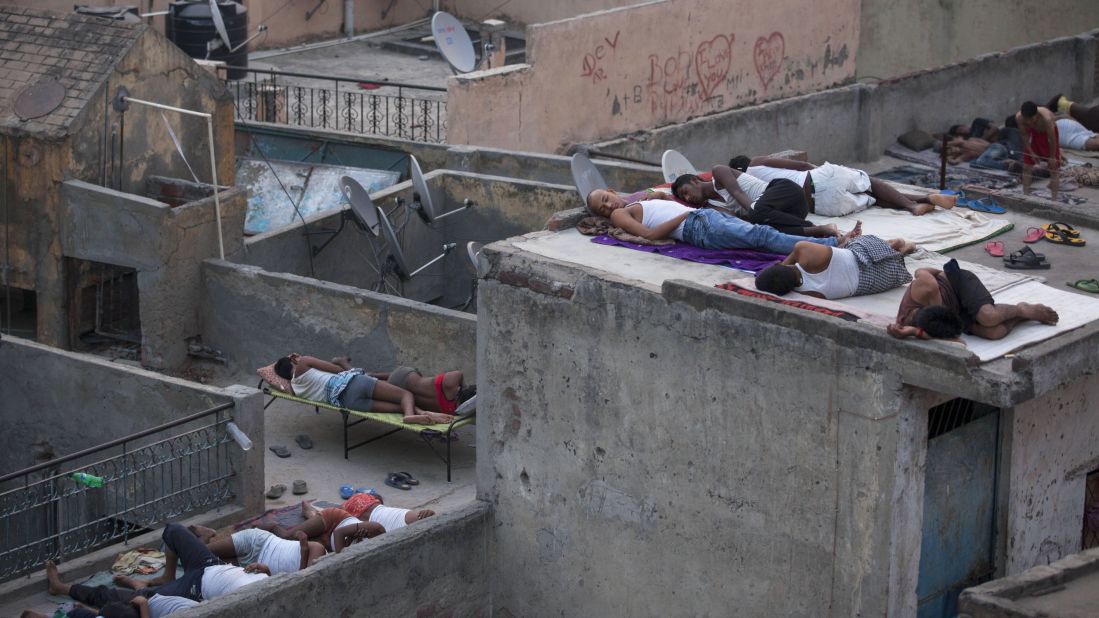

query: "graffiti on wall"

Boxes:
[753, 32, 784, 92]
[580, 31, 621, 84]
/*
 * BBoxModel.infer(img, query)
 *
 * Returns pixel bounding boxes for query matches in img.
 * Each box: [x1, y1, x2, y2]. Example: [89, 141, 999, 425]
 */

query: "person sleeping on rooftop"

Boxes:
[754, 235, 916, 300]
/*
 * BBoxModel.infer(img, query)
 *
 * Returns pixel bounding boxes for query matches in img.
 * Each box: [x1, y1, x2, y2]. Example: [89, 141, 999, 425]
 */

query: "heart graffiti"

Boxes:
[753, 31, 785, 92]
[694, 34, 733, 100]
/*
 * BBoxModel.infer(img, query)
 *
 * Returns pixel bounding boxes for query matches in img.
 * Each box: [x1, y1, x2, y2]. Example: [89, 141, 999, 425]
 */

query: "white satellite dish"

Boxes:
[570, 152, 608, 208]
[466, 241, 489, 278]
[661, 149, 697, 184]
[409, 155, 474, 223]
[431, 11, 477, 73]
[208, 0, 232, 50]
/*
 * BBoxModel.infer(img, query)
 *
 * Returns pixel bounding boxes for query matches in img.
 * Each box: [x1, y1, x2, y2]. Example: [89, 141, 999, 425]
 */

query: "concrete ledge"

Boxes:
[1011, 320, 1099, 398]
[186, 500, 491, 617]
[959, 547, 1099, 617]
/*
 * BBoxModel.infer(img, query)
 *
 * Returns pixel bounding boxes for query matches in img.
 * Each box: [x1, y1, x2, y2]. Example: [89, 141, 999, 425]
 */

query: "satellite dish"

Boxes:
[466, 241, 490, 278]
[340, 176, 380, 236]
[208, 0, 232, 50]
[661, 149, 696, 184]
[377, 207, 412, 281]
[431, 11, 476, 73]
[410, 155, 437, 224]
[570, 152, 608, 208]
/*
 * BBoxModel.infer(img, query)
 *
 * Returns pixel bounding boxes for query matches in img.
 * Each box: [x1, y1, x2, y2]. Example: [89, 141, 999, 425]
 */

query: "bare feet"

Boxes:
[1020, 303, 1059, 325]
[928, 193, 956, 209]
[301, 499, 318, 519]
[405, 509, 436, 524]
[331, 356, 352, 370]
[912, 203, 935, 216]
[403, 409, 455, 425]
[837, 221, 862, 247]
[45, 560, 67, 596]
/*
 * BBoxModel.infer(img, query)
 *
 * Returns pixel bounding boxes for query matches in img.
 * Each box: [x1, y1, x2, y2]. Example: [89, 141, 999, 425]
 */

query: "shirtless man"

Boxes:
[20, 560, 198, 618]
[261, 500, 386, 553]
[330, 357, 474, 416]
[754, 235, 915, 299]
[888, 258, 1058, 340]
[1016, 101, 1062, 200]
[944, 135, 993, 165]
[670, 165, 839, 238]
[727, 156, 956, 217]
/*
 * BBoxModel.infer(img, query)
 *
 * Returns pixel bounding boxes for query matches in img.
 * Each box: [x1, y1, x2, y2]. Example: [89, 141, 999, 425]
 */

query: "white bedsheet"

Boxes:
[807, 202, 1012, 253]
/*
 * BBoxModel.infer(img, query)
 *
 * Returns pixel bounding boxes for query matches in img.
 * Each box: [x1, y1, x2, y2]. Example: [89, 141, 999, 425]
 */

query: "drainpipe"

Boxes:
[343, 0, 353, 37]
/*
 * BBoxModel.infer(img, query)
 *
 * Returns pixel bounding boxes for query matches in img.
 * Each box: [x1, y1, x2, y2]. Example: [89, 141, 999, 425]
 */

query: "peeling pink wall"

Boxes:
[447, 0, 860, 153]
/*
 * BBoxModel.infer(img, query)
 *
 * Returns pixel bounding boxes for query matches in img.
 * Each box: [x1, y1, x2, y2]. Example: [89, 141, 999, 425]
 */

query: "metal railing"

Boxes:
[220, 66, 448, 143]
[0, 402, 237, 582]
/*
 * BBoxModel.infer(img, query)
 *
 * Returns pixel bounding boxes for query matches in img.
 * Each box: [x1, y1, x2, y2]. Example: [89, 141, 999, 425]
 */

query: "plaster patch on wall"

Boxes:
[577, 479, 657, 530]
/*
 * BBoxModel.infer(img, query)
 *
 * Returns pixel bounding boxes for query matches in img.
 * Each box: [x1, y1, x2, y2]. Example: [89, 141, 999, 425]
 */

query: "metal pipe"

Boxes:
[249, 17, 430, 60]
[343, 0, 353, 37]
[121, 96, 225, 259]
[409, 243, 456, 278]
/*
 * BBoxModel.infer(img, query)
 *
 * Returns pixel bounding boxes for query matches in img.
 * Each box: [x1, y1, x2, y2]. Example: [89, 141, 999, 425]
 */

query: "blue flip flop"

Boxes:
[968, 198, 1006, 214]
[339, 484, 355, 499]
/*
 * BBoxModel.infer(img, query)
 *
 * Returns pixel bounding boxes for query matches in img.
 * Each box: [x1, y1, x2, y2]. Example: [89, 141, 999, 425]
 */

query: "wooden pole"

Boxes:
[939, 134, 948, 190]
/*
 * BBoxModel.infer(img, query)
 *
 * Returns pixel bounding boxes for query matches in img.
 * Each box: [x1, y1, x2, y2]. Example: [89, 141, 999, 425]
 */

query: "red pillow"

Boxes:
[256, 362, 291, 393]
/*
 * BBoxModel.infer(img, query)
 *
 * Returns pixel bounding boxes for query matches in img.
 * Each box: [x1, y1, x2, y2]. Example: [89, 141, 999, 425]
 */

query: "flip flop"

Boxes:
[265, 484, 286, 499]
[340, 484, 355, 500]
[269, 445, 291, 458]
[1023, 227, 1045, 243]
[292, 480, 308, 495]
[294, 434, 313, 450]
[968, 198, 1006, 214]
[384, 473, 411, 491]
[1042, 222, 1086, 246]
[1003, 249, 1050, 270]
[984, 241, 1004, 257]
[1067, 279, 1099, 293]
[1011, 246, 1046, 261]
[395, 471, 420, 486]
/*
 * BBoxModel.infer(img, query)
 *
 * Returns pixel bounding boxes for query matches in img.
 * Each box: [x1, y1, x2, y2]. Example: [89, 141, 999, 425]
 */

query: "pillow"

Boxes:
[257, 362, 291, 393]
[898, 129, 935, 152]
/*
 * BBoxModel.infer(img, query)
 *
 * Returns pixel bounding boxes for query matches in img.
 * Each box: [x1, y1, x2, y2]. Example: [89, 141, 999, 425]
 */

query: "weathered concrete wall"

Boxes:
[475, 245, 946, 615]
[858, 0, 1099, 80]
[1004, 375, 1099, 574]
[186, 501, 490, 617]
[960, 547, 1099, 618]
[237, 170, 578, 307]
[200, 260, 476, 383]
[594, 30, 1097, 165]
[444, 0, 637, 26]
[448, 0, 860, 153]
[59, 180, 247, 369]
[0, 335, 264, 518]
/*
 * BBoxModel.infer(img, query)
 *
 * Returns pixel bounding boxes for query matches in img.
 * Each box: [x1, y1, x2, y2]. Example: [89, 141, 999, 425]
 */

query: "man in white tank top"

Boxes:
[189, 524, 326, 573]
[754, 235, 916, 300]
[587, 189, 861, 256]
[728, 155, 956, 217]
[671, 166, 839, 239]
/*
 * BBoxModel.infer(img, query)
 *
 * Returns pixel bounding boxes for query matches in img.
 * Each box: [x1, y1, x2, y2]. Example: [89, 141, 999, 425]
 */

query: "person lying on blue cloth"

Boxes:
[274, 354, 453, 425]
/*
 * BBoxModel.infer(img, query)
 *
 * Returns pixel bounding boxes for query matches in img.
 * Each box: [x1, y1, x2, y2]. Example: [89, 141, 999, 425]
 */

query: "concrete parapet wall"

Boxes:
[595, 30, 1099, 165]
[960, 547, 1099, 618]
[0, 335, 264, 516]
[199, 259, 477, 382]
[185, 501, 491, 617]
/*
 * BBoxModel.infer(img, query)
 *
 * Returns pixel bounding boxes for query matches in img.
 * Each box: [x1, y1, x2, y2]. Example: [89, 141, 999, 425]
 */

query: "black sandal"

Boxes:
[1003, 247, 1050, 270]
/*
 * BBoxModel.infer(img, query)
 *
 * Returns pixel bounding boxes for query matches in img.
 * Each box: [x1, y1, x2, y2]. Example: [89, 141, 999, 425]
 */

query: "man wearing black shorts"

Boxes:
[888, 259, 1059, 340]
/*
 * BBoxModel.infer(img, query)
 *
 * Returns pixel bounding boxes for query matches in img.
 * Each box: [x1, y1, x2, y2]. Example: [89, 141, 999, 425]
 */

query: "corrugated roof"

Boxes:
[0, 7, 145, 136]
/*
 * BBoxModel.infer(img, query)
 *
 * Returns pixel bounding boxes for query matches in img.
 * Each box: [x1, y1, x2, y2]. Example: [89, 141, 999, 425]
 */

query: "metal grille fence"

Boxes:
[0, 403, 237, 582]
[1085, 469, 1099, 550]
[221, 66, 448, 143]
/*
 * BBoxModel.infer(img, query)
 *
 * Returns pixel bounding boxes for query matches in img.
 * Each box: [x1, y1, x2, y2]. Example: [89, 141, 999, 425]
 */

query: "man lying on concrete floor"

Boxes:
[670, 165, 840, 238]
[727, 155, 956, 216]
[112, 523, 270, 602]
[754, 235, 915, 299]
[273, 353, 453, 425]
[188, 525, 325, 573]
[587, 186, 860, 256]
[1049, 93, 1099, 133]
[338, 491, 436, 531]
[888, 258, 1058, 341]
[20, 559, 199, 618]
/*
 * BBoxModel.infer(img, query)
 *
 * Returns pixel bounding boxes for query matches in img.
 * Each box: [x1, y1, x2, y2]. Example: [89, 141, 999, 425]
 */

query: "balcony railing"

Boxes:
[220, 66, 448, 144]
[0, 402, 237, 582]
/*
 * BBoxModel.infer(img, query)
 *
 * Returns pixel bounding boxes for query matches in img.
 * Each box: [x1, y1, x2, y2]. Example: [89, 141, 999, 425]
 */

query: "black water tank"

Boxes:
[167, 1, 248, 80]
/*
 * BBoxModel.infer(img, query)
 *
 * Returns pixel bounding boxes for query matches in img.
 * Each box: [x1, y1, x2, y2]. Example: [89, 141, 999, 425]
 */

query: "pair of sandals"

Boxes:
[948, 191, 1007, 214]
[1067, 279, 1099, 294]
[265, 480, 307, 499]
[385, 471, 419, 491]
[987, 242, 1050, 269]
[1040, 222, 1087, 247]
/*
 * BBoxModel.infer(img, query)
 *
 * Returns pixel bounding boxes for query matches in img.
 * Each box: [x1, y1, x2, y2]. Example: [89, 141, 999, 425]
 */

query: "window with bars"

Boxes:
[926, 397, 998, 440]
[1084, 469, 1099, 550]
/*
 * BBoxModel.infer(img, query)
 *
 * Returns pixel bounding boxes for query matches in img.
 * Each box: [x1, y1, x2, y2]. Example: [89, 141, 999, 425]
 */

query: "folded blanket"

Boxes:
[592, 235, 782, 273]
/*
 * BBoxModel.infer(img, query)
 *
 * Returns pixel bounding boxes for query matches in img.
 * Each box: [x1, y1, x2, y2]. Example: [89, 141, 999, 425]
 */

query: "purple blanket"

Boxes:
[591, 235, 782, 273]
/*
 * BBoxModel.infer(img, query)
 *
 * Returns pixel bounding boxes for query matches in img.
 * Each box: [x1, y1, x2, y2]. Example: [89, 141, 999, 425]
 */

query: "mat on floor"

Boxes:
[591, 235, 782, 273]
[234, 500, 341, 531]
[885, 143, 1019, 188]
[807, 199, 1013, 253]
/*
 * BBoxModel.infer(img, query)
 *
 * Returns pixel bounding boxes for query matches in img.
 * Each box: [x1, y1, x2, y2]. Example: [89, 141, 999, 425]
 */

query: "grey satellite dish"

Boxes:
[570, 152, 608, 208]
[409, 155, 474, 224]
[466, 241, 490, 278]
[209, 0, 232, 50]
[661, 149, 696, 184]
[431, 11, 477, 73]
[377, 208, 457, 282]
[340, 176, 379, 236]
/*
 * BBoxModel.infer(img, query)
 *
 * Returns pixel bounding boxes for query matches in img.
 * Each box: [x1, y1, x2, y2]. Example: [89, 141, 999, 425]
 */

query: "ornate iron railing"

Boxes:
[220, 66, 448, 143]
[0, 402, 237, 582]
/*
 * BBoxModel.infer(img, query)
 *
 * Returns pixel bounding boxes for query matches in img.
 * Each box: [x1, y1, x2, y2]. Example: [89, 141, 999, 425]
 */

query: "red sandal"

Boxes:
[984, 240, 1004, 257]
